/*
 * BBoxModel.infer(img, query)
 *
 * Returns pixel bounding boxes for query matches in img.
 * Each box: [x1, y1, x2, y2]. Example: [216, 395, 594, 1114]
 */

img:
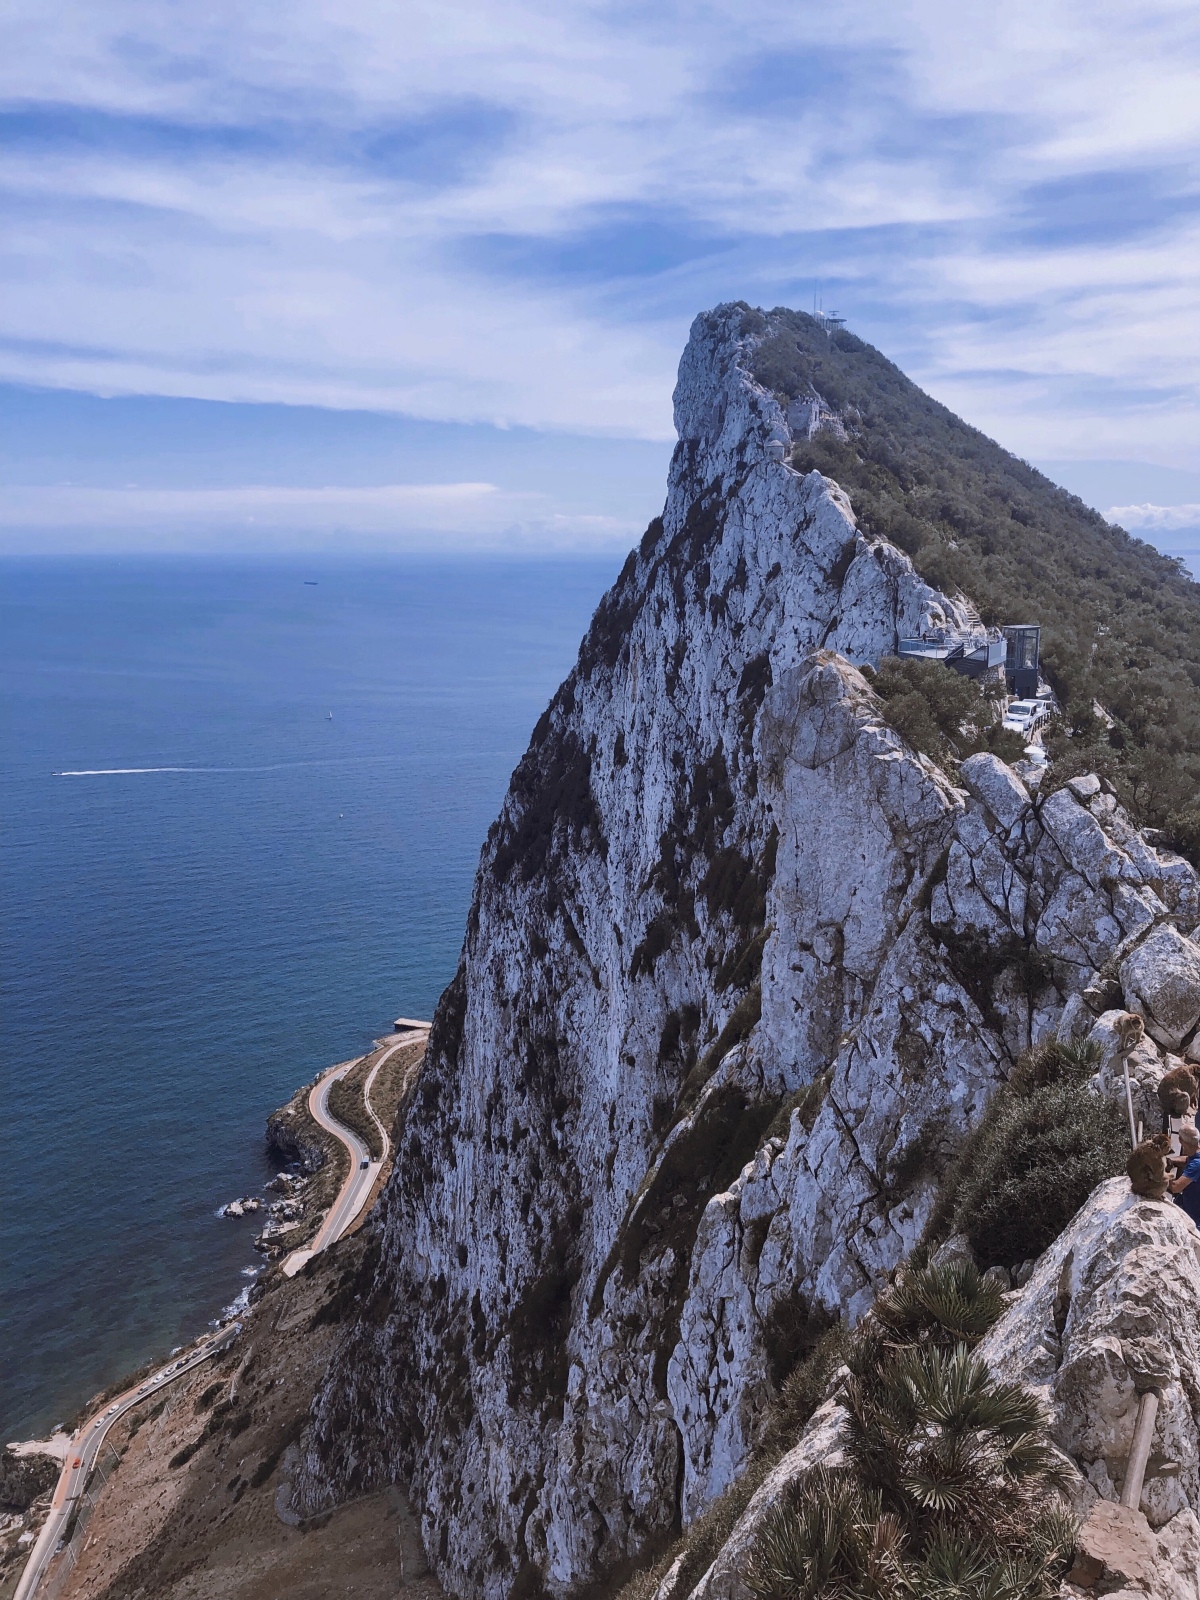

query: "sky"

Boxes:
[1, 0, 1199, 559]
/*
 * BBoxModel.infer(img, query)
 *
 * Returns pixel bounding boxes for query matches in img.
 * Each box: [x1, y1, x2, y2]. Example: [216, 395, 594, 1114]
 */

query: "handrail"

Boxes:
[1120, 1391, 1159, 1511]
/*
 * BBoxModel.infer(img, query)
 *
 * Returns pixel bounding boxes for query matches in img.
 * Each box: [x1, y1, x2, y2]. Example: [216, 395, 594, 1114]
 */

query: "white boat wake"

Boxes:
[56, 758, 380, 776]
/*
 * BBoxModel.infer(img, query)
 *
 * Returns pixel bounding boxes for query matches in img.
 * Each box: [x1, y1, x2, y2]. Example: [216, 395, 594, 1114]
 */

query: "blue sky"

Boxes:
[1, 0, 1199, 555]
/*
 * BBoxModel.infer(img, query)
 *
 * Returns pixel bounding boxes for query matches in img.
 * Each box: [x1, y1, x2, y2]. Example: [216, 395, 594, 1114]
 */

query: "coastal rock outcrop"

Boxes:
[265, 1105, 327, 1174]
[294, 305, 1200, 1600]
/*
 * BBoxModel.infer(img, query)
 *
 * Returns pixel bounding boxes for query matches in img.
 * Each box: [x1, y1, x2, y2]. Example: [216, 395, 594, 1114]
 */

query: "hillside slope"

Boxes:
[293, 305, 1200, 1600]
[748, 306, 1200, 854]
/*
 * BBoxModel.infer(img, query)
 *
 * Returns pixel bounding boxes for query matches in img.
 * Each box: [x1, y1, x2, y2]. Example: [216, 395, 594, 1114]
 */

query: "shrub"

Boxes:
[746, 1344, 1075, 1600]
[327, 1072, 383, 1160]
[763, 1293, 837, 1388]
[761, 1322, 853, 1456]
[1163, 804, 1200, 863]
[948, 1082, 1127, 1268]
[194, 1380, 224, 1413]
[872, 1261, 1005, 1347]
[872, 657, 983, 763]
[1008, 1038, 1101, 1096]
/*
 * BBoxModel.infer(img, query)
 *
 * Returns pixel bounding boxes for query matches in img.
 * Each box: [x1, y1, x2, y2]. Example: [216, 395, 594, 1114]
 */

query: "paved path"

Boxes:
[13, 1328, 238, 1600]
[16, 1029, 428, 1596]
[282, 1029, 427, 1277]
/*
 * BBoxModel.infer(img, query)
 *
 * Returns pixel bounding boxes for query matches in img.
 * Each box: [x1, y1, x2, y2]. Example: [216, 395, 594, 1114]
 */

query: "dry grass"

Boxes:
[51, 1234, 438, 1600]
[328, 1037, 426, 1163]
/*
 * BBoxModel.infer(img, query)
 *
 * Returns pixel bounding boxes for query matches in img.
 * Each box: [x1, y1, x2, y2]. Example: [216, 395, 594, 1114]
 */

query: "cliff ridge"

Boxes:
[294, 305, 1200, 1600]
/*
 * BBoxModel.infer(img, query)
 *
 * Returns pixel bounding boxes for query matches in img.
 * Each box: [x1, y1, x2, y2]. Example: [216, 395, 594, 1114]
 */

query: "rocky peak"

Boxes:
[294, 305, 1200, 1600]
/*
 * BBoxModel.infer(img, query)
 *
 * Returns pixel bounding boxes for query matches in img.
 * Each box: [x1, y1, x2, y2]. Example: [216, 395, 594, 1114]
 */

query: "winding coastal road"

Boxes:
[13, 1328, 238, 1600]
[283, 1029, 427, 1276]
[15, 1028, 428, 1599]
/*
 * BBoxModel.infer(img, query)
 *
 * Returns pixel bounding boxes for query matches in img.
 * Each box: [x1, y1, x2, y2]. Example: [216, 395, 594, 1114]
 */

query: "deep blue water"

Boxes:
[1, 555, 619, 1443]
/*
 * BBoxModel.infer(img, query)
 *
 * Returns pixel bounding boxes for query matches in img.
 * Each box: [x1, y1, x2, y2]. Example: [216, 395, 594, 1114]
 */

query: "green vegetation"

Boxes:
[867, 656, 1026, 767]
[872, 1260, 1005, 1346]
[194, 1380, 223, 1412]
[761, 1319, 853, 1457]
[492, 719, 606, 884]
[746, 307, 1200, 862]
[743, 1264, 1071, 1600]
[328, 1068, 383, 1161]
[923, 1040, 1125, 1269]
[746, 1340, 1074, 1600]
[611, 1263, 1055, 1600]
[0, 1449, 57, 1511]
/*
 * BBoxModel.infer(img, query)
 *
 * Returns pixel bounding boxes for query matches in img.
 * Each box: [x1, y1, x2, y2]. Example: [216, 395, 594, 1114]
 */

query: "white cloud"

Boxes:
[1108, 502, 1200, 530]
[1, 0, 1198, 461]
[0, 481, 641, 553]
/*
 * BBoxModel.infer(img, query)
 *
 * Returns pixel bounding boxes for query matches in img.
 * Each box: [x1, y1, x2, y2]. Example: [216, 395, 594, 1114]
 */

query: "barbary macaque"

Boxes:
[1158, 1062, 1200, 1131]
[1115, 1011, 1145, 1054]
[1127, 1134, 1173, 1201]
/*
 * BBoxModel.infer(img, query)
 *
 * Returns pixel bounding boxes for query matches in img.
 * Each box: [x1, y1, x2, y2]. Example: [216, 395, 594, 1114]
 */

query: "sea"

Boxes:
[0, 554, 621, 1444]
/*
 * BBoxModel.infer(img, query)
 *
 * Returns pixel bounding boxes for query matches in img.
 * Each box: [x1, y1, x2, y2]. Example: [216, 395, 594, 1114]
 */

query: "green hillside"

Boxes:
[742, 306, 1200, 862]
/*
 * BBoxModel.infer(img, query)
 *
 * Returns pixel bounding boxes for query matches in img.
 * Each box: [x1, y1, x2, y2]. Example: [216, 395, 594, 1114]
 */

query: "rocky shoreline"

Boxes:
[0, 1056, 343, 1596]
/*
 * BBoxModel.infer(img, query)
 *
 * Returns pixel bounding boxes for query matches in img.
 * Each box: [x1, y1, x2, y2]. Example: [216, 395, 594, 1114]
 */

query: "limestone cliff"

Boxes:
[295, 305, 1200, 1600]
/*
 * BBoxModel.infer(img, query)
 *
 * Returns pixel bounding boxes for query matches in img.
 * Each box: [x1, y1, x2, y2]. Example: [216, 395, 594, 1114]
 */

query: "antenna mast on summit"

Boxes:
[812, 284, 847, 335]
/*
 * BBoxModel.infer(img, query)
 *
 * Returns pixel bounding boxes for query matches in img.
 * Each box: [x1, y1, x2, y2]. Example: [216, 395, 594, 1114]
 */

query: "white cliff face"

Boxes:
[295, 304, 1200, 1600]
[668, 755, 1200, 1523]
[977, 1179, 1200, 1600]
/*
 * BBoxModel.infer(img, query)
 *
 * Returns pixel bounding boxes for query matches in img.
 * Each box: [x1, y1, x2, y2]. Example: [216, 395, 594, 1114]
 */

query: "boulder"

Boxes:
[979, 1179, 1200, 1532]
[1122, 926, 1200, 1052]
[1065, 1501, 1200, 1600]
[959, 752, 1031, 832]
[1066, 1500, 1159, 1590]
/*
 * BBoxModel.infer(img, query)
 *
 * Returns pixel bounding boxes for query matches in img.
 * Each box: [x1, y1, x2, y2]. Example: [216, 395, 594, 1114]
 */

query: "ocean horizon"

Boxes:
[0, 552, 621, 1444]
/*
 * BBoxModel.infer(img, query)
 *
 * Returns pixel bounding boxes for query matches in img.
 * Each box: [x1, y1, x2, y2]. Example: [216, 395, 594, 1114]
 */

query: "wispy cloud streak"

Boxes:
[0, 0, 1197, 464]
[0, 480, 639, 552]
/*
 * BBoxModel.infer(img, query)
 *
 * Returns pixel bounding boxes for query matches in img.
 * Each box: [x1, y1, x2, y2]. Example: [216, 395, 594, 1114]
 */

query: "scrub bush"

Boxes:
[746, 1342, 1074, 1600]
[949, 1083, 1127, 1268]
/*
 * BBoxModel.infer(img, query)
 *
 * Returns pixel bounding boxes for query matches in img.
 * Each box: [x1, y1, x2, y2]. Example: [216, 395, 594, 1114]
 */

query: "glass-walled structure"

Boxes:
[1003, 626, 1041, 696]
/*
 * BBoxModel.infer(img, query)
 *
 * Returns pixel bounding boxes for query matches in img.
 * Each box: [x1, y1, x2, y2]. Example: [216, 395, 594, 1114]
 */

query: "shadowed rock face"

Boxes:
[293, 305, 1200, 1600]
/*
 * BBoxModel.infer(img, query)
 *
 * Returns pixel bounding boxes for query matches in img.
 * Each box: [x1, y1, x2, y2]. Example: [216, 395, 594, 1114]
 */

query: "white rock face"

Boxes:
[1122, 926, 1200, 1052]
[295, 305, 1200, 1600]
[664, 1398, 848, 1600]
[979, 1179, 1200, 1525]
[977, 1178, 1200, 1599]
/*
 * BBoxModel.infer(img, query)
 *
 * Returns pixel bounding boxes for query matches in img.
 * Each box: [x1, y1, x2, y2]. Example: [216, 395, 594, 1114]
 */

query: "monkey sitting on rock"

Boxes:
[1114, 1012, 1145, 1054]
[1128, 1134, 1174, 1201]
[1158, 1063, 1199, 1132]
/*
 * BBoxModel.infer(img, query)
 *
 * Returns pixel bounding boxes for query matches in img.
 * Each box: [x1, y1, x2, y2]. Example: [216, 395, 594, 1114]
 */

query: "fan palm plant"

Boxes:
[872, 1261, 1004, 1346]
[744, 1467, 903, 1600]
[745, 1344, 1074, 1600]
[845, 1343, 1066, 1533]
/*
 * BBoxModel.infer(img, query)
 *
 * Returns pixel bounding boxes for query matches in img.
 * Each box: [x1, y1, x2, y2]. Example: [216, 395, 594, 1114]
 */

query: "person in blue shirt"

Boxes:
[1168, 1126, 1200, 1227]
